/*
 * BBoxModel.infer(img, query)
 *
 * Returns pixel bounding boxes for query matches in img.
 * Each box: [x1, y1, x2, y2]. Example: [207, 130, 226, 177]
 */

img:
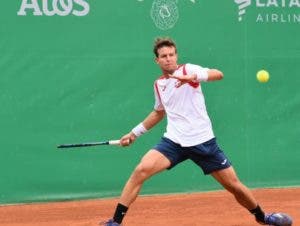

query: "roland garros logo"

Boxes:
[17, 0, 90, 16]
[138, 0, 197, 30]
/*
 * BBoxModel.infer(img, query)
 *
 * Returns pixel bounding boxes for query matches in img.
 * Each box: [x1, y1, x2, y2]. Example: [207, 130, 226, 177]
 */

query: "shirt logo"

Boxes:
[221, 159, 228, 165]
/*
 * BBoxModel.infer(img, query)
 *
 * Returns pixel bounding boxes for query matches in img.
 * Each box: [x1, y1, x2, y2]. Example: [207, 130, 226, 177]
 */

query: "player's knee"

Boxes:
[132, 163, 153, 182]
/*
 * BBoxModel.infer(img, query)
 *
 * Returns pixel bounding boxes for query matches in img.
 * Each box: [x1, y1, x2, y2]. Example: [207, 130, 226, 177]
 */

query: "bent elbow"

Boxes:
[207, 69, 224, 81]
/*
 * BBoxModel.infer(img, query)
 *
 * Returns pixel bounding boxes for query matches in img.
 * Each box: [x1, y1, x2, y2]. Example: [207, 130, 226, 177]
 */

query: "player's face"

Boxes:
[155, 46, 178, 74]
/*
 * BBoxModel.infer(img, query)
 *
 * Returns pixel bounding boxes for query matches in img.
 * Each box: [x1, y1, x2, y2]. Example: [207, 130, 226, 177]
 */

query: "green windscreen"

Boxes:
[0, 0, 299, 204]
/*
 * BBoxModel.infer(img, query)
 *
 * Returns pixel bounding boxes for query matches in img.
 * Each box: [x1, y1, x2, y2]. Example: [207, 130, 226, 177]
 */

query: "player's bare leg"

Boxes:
[103, 149, 171, 225]
[211, 166, 293, 225]
[119, 149, 171, 206]
[211, 166, 257, 210]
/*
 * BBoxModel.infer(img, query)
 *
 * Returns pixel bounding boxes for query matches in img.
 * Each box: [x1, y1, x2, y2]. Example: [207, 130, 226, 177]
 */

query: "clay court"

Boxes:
[0, 188, 298, 226]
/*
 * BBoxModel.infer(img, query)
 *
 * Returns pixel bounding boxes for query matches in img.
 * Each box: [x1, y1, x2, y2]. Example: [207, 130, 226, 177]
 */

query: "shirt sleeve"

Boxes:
[153, 82, 164, 111]
[186, 63, 210, 82]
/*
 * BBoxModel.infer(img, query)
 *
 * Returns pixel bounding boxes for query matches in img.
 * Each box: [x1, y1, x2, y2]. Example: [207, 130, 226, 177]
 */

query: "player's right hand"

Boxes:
[169, 74, 197, 87]
[120, 132, 137, 147]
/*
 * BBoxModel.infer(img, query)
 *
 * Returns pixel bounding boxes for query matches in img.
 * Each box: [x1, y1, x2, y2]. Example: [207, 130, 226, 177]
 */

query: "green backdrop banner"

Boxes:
[0, 0, 299, 204]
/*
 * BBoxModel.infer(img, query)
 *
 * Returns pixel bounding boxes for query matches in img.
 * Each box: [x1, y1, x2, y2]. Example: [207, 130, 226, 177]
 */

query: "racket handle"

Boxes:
[109, 140, 120, 145]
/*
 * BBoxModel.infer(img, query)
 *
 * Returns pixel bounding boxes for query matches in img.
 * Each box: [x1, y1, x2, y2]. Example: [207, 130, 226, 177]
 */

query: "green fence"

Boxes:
[0, 0, 299, 204]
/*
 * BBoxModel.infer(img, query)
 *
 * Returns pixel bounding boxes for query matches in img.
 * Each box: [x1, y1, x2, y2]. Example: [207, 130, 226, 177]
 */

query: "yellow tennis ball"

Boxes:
[257, 70, 270, 83]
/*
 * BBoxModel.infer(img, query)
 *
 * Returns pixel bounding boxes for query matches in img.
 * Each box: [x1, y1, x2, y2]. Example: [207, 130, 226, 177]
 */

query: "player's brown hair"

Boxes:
[153, 37, 177, 57]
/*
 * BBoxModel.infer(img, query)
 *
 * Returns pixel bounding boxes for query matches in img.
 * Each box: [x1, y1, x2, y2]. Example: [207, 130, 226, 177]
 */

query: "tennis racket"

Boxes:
[57, 140, 120, 149]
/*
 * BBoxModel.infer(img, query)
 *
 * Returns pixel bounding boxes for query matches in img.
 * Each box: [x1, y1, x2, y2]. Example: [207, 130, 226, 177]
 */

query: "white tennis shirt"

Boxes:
[154, 63, 215, 147]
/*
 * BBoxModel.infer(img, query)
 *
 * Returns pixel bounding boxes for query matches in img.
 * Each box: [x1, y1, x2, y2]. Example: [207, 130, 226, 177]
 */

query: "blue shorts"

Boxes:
[153, 137, 231, 174]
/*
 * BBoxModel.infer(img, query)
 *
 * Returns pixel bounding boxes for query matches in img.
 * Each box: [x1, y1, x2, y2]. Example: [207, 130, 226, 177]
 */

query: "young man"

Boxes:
[102, 37, 292, 226]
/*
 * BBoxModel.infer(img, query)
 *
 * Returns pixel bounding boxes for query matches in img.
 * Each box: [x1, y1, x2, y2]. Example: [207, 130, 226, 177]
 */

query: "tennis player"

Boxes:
[102, 37, 292, 226]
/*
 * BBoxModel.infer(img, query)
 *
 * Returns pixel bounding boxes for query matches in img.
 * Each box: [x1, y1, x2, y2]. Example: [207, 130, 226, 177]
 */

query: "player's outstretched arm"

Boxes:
[169, 69, 223, 87]
[120, 110, 165, 147]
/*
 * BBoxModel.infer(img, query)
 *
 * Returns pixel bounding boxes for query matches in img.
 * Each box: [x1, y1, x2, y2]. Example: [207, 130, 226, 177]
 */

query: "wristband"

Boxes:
[131, 123, 147, 137]
[196, 68, 209, 81]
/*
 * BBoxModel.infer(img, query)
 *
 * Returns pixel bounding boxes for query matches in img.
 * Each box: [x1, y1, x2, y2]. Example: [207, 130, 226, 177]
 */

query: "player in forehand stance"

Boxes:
[102, 37, 293, 226]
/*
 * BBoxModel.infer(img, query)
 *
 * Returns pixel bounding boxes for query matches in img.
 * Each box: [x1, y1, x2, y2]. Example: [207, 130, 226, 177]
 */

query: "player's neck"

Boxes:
[162, 66, 178, 77]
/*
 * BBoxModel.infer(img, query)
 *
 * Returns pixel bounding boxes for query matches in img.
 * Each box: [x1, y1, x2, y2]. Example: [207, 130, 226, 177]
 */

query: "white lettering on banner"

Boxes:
[17, 0, 90, 16]
[43, 0, 55, 16]
[267, 0, 279, 7]
[73, 0, 90, 16]
[290, 0, 300, 7]
[256, 13, 300, 22]
[256, 0, 300, 7]
[18, 0, 42, 15]
[53, 0, 72, 16]
[256, 0, 265, 7]
[235, 0, 300, 23]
